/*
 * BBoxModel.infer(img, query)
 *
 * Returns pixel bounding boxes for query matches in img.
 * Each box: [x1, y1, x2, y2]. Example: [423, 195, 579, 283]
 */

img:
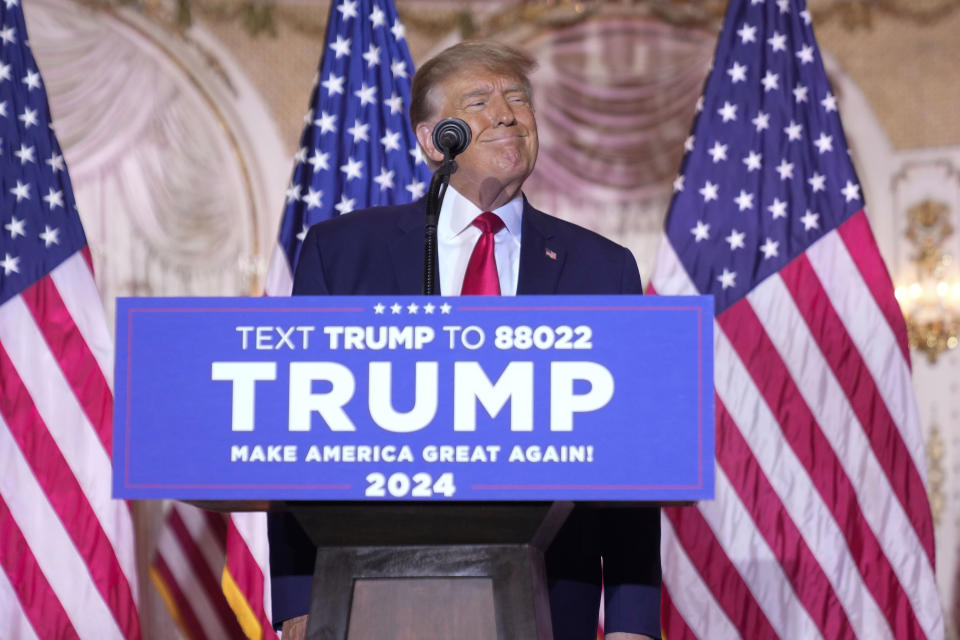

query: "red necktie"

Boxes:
[461, 211, 505, 295]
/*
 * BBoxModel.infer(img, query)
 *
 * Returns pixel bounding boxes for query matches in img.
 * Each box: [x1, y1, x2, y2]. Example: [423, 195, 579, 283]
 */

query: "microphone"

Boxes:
[432, 118, 471, 159]
[423, 118, 469, 295]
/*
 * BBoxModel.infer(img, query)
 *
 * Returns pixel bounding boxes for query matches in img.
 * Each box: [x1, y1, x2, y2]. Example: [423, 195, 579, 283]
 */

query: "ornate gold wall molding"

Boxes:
[77, 0, 960, 40]
[906, 200, 954, 277]
[815, 0, 960, 29]
[79, 0, 330, 37]
[926, 421, 944, 525]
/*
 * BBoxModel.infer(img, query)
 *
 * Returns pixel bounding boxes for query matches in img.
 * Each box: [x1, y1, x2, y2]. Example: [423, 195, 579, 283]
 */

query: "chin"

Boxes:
[494, 150, 532, 172]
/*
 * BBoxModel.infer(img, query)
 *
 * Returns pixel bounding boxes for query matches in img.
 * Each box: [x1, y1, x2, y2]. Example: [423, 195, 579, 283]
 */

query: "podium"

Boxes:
[194, 499, 574, 639]
[117, 295, 714, 639]
[293, 501, 571, 639]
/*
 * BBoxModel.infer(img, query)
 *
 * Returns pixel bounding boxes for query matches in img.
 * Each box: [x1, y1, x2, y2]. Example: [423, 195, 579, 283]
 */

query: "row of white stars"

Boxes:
[693, 91, 837, 124]
[309, 93, 402, 131]
[688, 130, 834, 168]
[292, 118, 420, 171]
[292, 142, 409, 181]
[304, 102, 410, 139]
[318, 73, 410, 119]
[677, 172, 860, 204]
[286, 171, 426, 217]
[726, 54, 816, 93]
[327, 36, 409, 81]
[690, 211, 820, 248]
[4, 139, 66, 168]
[739, 29, 813, 56]
[685, 100, 838, 164]
[705, 95, 835, 132]
[6, 178, 67, 207]
[718, 61, 835, 105]
[2, 216, 60, 243]
[0, 64, 41, 90]
[736, 5, 813, 47]
[1, 102, 42, 128]
[332, 0, 406, 41]
[289, 152, 423, 187]
[373, 301, 452, 315]
[721, 66, 836, 105]
[319, 73, 382, 105]
[1, 228, 63, 276]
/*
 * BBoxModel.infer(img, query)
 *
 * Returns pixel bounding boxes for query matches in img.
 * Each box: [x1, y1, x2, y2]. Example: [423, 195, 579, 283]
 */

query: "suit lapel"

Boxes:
[388, 199, 435, 294]
[517, 199, 565, 295]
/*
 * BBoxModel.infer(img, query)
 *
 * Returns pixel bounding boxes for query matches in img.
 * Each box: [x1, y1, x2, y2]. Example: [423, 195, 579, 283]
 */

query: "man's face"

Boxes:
[418, 66, 539, 207]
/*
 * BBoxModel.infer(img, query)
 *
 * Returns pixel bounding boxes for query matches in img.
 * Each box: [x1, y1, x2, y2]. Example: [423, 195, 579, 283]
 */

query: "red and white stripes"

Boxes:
[223, 512, 276, 640]
[152, 503, 250, 639]
[651, 211, 943, 639]
[0, 252, 141, 639]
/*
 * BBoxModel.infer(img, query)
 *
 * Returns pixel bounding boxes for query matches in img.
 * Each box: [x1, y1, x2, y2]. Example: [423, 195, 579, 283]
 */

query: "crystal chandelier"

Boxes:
[894, 199, 960, 364]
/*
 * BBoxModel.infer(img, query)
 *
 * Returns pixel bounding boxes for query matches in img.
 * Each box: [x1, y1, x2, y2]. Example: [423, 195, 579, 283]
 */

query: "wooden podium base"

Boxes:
[289, 502, 572, 640]
[349, 576, 496, 639]
[306, 545, 550, 639]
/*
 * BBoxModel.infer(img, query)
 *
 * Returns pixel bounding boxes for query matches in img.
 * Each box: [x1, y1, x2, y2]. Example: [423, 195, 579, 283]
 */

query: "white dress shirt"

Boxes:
[437, 184, 523, 296]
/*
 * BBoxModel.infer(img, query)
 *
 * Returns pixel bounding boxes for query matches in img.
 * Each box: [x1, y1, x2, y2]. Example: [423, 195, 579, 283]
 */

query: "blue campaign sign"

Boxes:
[113, 295, 713, 501]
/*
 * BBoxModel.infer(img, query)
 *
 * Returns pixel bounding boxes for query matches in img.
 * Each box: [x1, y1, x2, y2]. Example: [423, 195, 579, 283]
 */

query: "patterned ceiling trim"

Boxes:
[75, 0, 960, 39]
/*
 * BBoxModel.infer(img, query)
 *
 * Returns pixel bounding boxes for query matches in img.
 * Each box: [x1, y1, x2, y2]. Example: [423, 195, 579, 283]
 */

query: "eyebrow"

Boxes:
[459, 84, 528, 103]
[460, 87, 493, 102]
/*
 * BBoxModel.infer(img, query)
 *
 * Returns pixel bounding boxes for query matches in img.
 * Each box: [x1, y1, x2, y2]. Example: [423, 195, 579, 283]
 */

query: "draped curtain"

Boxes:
[522, 18, 715, 283]
[26, 0, 277, 333]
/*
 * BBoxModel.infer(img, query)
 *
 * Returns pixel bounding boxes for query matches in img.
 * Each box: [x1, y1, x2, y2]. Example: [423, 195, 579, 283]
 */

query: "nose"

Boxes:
[491, 95, 517, 126]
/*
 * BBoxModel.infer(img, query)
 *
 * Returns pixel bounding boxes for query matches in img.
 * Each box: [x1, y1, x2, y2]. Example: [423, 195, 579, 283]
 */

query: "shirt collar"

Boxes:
[437, 184, 523, 240]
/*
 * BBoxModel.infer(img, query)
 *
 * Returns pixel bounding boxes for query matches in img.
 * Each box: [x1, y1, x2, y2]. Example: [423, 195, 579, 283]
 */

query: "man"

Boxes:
[276, 41, 661, 640]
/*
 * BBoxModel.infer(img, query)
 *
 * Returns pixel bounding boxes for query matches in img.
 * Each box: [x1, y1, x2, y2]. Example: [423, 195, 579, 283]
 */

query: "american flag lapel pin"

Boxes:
[545, 248, 557, 260]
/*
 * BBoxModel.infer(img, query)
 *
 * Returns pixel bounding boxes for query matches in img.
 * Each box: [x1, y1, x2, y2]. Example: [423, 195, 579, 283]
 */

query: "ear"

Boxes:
[415, 121, 445, 165]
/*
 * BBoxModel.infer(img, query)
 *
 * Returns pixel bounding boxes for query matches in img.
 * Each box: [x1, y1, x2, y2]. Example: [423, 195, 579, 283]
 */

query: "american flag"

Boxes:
[0, 0, 141, 638]
[150, 1, 429, 637]
[650, 0, 944, 638]
[264, 0, 431, 295]
[150, 503, 263, 639]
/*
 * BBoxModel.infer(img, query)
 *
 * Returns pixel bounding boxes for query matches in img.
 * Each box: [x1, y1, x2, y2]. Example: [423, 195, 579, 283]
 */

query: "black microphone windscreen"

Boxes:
[432, 118, 471, 158]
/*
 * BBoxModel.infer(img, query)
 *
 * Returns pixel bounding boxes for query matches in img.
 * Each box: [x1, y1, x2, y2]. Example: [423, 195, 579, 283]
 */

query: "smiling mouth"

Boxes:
[484, 134, 526, 143]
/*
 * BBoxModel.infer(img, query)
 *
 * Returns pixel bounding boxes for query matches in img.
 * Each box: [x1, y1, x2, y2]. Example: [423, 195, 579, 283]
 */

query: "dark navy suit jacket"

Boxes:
[292, 197, 643, 296]
[271, 198, 660, 635]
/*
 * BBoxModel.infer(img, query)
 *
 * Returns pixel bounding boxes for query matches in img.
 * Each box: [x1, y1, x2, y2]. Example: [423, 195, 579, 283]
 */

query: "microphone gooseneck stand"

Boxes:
[422, 156, 456, 295]
[423, 117, 471, 295]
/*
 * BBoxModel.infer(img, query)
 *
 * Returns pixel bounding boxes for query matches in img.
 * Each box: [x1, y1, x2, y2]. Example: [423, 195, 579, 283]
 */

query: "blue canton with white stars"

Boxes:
[665, 0, 863, 315]
[0, 0, 86, 306]
[276, 0, 432, 272]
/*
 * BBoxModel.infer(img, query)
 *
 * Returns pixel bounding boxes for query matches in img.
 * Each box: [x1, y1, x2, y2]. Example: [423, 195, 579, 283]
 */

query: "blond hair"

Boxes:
[409, 41, 537, 128]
